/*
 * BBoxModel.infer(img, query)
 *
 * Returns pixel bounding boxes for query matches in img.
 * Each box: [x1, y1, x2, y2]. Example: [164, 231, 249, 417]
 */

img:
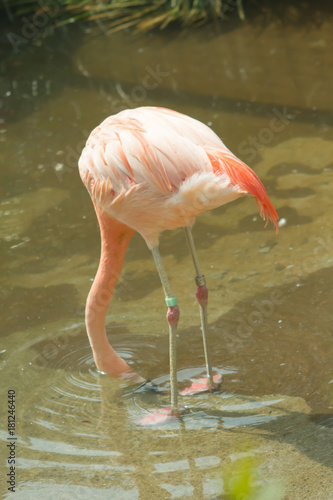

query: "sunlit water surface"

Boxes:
[1, 8, 333, 499]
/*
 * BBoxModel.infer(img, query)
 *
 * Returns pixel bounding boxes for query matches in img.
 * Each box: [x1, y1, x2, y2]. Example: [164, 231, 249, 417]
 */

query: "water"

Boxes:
[1, 8, 333, 499]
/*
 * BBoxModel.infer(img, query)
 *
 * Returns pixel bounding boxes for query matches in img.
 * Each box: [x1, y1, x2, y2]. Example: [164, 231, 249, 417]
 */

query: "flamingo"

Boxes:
[78, 106, 278, 424]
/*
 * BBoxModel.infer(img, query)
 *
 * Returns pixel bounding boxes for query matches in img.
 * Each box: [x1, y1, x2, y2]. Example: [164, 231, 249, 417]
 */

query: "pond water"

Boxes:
[1, 6, 333, 499]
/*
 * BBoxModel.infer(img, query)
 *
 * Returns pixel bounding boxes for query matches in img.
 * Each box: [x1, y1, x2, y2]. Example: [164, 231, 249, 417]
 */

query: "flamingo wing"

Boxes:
[79, 107, 278, 231]
[79, 107, 222, 195]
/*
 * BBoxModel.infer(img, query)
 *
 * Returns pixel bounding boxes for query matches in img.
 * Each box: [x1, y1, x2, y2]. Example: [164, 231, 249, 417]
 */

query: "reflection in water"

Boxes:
[1, 8, 333, 499]
[2, 328, 327, 499]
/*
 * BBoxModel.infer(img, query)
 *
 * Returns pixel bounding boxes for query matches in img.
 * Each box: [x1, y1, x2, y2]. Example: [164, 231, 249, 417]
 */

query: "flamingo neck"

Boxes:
[85, 206, 138, 379]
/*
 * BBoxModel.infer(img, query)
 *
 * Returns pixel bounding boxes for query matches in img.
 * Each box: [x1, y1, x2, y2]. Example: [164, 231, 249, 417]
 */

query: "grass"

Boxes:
[1, 0, 247, 32]
[222, 454, 286, 499]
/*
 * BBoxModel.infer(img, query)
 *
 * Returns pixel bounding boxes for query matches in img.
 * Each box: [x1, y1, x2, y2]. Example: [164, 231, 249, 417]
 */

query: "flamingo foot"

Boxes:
[180, 373, 222, 396]
[139, 405, 185, 426]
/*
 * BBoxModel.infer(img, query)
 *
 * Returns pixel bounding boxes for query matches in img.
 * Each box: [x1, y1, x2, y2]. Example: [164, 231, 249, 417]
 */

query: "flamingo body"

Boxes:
[78, 106, 278, 422]
[79, 107, 277, 248]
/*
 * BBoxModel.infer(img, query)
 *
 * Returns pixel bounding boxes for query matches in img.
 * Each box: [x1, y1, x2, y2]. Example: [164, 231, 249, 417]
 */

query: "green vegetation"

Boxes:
[222, 453, 286, 500]
[2, 0, 247, 32]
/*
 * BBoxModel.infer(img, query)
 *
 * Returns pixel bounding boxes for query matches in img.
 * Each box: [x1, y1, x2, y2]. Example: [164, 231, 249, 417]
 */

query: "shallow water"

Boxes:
[1, 7, 333, 499]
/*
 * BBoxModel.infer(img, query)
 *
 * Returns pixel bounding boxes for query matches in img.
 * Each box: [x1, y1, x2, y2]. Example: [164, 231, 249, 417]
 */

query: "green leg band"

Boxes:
[165, 296, 178, 307]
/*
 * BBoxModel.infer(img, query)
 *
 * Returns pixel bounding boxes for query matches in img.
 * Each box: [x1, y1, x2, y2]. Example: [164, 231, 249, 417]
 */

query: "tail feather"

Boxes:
[207, 151, 279, 232]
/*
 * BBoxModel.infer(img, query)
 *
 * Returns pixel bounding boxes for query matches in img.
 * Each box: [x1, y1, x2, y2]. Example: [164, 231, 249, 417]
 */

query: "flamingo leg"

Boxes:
[182, 227, 222, 395]
[151, 247, 180, 412]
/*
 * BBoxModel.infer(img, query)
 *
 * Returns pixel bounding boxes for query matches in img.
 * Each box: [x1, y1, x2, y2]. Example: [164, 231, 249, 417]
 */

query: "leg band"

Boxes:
[195, 275, 206, 287]
[165, 296, 178, 307]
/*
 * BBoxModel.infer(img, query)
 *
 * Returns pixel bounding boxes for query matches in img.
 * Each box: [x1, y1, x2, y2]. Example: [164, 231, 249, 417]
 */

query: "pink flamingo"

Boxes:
[78, 106, 278, 424]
